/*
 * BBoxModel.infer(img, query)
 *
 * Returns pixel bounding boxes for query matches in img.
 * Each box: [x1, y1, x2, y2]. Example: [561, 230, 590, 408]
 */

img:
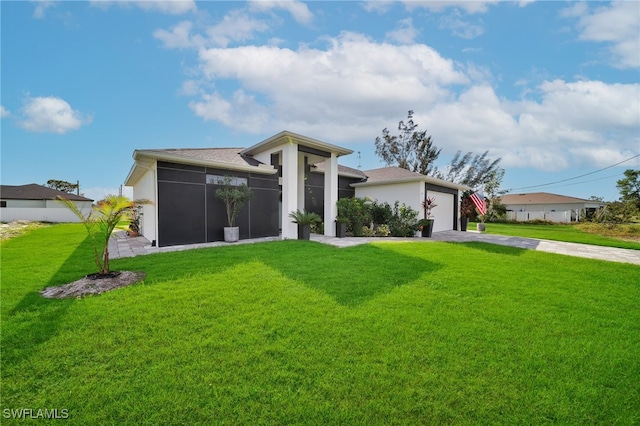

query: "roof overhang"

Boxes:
[352, 175, 470, 191]
[124, 149, 277, 187]
[241, 130, 353, 158]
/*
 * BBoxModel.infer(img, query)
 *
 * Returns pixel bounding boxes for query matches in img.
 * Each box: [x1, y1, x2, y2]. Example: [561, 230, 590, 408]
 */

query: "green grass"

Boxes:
[475, 222, 640, 250]
[2, 224, 640, 424]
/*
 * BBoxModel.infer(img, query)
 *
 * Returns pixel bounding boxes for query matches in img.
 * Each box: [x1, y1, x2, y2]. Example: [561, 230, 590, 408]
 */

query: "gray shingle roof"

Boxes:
[361, 166, 425, 183]
[501, 192, 595, 205]
[141, 148, 263, 167]
[1, 184, 94, 201]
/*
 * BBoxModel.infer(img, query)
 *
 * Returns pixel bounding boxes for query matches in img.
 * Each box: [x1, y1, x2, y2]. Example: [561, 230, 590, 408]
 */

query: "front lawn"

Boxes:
[2, 224, 639, 424]
[474, 221, 640, 250]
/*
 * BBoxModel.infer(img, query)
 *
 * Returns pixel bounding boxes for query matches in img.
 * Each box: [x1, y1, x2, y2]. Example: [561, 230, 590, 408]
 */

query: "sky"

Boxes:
[1, 0, 639, 203]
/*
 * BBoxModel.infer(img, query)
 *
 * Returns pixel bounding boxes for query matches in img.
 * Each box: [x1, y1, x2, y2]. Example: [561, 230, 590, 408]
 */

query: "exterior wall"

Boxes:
[0, 200, 92, 223]
[306, 168, 359, 217]
[355, 181, 423, 218]
[132, 164, 158, 244]
[505, 202, 588, 223]
[155, 161, 279, 247]
[3, 199, 46, 208]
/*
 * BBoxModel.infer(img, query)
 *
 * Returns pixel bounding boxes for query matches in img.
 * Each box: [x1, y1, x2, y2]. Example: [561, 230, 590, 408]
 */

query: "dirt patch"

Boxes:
[0, 221, 49, 241]
[40, 271, 146, 299]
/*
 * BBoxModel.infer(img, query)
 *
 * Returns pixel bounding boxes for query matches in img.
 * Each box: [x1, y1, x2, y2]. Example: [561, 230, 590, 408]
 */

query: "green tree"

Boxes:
[437, 150, 503, 190]
[215, 176, 252, 227]
[46, 179, 79, 193]
[375, 110, 441, 175]
[58, 195, 150, 275]
[616, 169, 640, 210]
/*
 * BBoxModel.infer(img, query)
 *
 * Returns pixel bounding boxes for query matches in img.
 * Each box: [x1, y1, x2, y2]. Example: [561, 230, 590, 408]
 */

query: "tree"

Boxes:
[437, 150, 503, 190]
[58, 195, 150, 275]
[616, 169, 640, 210]
[215, 176, 252, 227]
[46, 179, 78, 194]
[375, 110, 441, 175]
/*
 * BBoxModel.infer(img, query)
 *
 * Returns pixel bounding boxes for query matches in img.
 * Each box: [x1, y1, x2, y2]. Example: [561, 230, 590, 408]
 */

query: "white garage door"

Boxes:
[428, 191, 454, 232]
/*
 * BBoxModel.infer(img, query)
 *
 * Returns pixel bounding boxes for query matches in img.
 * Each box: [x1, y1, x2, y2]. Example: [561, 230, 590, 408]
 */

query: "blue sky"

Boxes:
[2, 0, 639, 202]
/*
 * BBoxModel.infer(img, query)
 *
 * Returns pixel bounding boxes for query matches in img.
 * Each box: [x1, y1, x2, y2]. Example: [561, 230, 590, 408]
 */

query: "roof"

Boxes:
[1, 184, 93, 201]
[242, 130, 353, 158]
[352, 166, 470, 191]
[501, 192, 604, 205]
[125, 147, 278, 186]
[311, 162, 367, 179]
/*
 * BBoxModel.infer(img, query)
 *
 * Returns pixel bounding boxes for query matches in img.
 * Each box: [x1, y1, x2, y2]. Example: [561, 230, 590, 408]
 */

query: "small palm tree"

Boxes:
[58, 195, 150, 275]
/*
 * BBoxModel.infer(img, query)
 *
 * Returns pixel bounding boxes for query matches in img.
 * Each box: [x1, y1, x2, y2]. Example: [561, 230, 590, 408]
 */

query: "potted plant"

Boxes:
[459, 195, 474, 232]
[420, 196, 437, 237]
[215, 176, 252, 242]
[289, 209, 322, 240]
[335, 216, 348, 238]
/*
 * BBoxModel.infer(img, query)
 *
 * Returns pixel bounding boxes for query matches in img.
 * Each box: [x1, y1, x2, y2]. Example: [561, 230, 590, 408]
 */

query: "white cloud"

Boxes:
[154, 11, 269, 49]
[18, 96, 92, 134]
[32, 0, 55, 19]
[249, 0, 313, 25]
[386, 18, 419, 44]
[362, 1, 395, 14]
[567, 1, 640, 69]
[206, 10, 269, 47]
[90, 0, 196, 15]
[424, 79, 640, 171]
[189, 32, 468, 139]
[403, 1, 499, 14]
[0, 105, 11, 118]
[438, 11, 484, 39]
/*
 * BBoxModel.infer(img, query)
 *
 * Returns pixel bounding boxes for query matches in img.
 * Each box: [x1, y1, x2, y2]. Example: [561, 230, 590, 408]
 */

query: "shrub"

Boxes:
[375, 224, 391, 237]
[371, 201, 393, 225]
[336, 197, 372, 236]
[388, 201, 419, 237]
[361, 226, 375, 237]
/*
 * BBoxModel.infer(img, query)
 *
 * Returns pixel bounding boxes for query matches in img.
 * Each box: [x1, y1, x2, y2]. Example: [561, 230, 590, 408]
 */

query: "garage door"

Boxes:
[428, 191, 454, 232]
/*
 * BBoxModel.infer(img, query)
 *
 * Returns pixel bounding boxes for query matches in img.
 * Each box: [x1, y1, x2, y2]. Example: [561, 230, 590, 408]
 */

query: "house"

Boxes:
[500, 192, 606, 222]
[351, 167, 469, 233]
[124, 130, 468, 247]
[0, 183, 94, 223]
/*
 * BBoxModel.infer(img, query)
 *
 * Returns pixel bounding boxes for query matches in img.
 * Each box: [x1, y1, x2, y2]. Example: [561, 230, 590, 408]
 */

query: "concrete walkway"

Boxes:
[110, 230, 640, 265]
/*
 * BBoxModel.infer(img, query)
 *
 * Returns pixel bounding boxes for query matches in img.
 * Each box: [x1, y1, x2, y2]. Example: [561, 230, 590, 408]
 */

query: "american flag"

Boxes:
[470, 192, 487, 215]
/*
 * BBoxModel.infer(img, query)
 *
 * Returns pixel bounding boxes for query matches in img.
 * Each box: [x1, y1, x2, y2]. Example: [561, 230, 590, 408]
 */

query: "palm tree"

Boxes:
[58, 195, 150, 275]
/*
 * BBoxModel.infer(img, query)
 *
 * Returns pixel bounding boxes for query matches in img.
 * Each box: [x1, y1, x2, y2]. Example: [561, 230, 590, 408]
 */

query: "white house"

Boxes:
[0, 184, 94, 223]
[124, 130, 468, 247]
[501, 192, 606, 222]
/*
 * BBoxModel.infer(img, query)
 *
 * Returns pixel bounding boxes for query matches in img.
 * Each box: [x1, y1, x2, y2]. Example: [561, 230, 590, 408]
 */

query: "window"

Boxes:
[0, 201, 6, 208]
[206, 175, 247, 186]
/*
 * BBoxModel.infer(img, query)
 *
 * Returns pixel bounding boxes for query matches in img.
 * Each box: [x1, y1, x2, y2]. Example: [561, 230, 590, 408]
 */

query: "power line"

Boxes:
[506, 153, 639, 193]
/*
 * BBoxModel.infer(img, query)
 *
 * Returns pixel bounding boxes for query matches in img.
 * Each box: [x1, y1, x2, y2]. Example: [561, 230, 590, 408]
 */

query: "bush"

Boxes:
[371, 201, 393, 226]
[336, 197, 372, 236]
[375, 224, 391, 237]
[593, 202, 637, 227]
[388, 201, 419, 237]
[361, 226, 375, 237]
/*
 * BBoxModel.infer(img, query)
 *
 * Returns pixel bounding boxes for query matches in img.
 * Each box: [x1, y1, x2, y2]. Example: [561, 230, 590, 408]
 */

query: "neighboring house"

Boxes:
[501, 192, 606, 222]
[124, 130, 468, 247]
[0, 183, 94, 223]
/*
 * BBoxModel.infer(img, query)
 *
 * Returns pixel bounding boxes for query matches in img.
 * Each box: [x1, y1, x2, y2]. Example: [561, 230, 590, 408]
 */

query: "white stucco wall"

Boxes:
[0, 200, 93, 223]
[505, 202, 586, 212]
[355, 181, 424, 220]
[130, 162, 158, 244]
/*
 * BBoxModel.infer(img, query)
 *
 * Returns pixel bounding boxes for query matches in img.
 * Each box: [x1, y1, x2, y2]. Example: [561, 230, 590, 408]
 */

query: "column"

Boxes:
[281, 142, 299, 239]
[324, 153, 338, 237]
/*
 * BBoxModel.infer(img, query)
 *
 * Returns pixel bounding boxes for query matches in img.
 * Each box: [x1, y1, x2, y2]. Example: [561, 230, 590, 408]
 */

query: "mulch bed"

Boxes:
[40, 271, 146, 299]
